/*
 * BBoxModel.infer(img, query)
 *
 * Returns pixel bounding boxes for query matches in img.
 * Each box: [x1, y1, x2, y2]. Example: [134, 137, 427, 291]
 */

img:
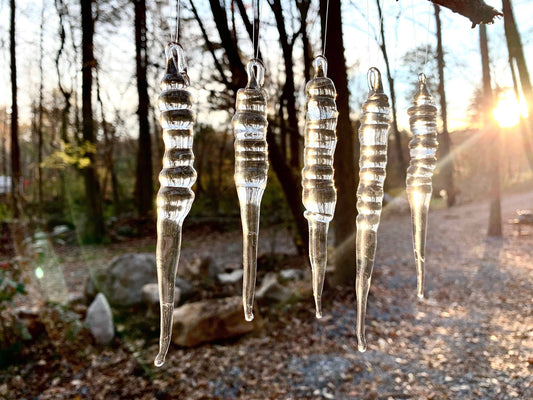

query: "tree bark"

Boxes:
[269, 0, 301, 170]
[80, 0, 104, 243]
[37, 1, 45, 218]
[431, 0, 502, 27]
[10, 0, 21, 219]
[376, 0, 406, 185]
[320, 0, 357, 285]
[480, 25, 501, 237]
[434, 4, 456, 207]
[133, 0, 153, 217]
[502, 0, 533, 172]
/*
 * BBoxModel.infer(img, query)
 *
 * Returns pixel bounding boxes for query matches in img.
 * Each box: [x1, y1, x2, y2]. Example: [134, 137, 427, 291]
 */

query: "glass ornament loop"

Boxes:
[312, 55, 328, 78]
[246, 58, 265, 89]
[418, 72, 427, 85]
[367, 67, 383, 92]
[166, 42, 187, 75]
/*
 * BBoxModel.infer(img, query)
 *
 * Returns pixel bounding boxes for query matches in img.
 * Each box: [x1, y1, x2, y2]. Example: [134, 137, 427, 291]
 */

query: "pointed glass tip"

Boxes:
[154, 353, 166, 367]
[357, 343, 367, 353]
[244, 306, 254, 322]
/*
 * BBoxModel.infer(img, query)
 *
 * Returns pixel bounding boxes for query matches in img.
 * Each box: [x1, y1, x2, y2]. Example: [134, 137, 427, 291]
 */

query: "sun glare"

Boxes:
[493, 91, 528, 128]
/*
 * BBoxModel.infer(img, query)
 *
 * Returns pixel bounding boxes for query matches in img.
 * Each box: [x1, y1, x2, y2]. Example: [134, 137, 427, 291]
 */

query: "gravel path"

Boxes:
[4, 190, 532, 400]
[149, 190, 533, 399]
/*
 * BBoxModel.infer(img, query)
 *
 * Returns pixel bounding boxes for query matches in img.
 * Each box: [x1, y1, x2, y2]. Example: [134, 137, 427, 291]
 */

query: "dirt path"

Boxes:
[148, 190, 533, 399]
[4, 190, 532, 400]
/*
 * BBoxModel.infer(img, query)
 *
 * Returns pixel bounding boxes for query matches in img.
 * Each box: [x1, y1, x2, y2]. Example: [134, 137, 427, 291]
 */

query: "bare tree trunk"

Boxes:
[297, 0, 312, 84]
[96, 67, 119, 210]
[502, 0, 533, 172]
[480, 25, 501, 237]
[1, 108, 7, 176]
[434, 4, 456, 207]
[319, 0, 357, 285]
[376, 0, 406, 184]
[430, 0, 502, 26]
[80, 0, 104, 243]
[133, 0, 153, 217]
[208, 0, 308, 254]
[37, 1, 45, 218]
[10, 0, 21, 220]
[269, 0, 301, 170]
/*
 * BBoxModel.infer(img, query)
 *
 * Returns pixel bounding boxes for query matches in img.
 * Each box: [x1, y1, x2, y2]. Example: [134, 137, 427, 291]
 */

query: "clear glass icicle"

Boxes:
[355, 68, 391, 352]
[233, 59, 269, 321]
[406, 73, 438, 299]
[154, 43, 196, 367]
[302, 56, 338, 319]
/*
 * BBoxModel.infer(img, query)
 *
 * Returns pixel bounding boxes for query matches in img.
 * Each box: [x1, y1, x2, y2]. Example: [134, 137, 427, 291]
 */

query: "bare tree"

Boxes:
[502, 0, 533, 172]
[37, 0, 45, 217]
[80, 0, 105, 243]
[319, 0, 357, 285]
[208, 0, 309, 253]
[10, 0, 21, 219]
[133, 0, 153, 217]
[376, 0, 406, 183]
[434, 4, 456, 207]
[479, 25, 501, 237]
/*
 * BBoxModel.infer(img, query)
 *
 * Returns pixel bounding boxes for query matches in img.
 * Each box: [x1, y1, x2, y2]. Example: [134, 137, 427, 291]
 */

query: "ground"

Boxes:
[1, 189, 532, 400]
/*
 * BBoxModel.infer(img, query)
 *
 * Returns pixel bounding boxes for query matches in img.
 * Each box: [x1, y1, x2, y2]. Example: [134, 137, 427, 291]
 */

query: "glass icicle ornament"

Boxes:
[302, 55, 338, 318]
[233, 59, 269, 321]
[355, 67, 391, 352]
[154, 43, 197, 367]
[406, 73, 438, 299]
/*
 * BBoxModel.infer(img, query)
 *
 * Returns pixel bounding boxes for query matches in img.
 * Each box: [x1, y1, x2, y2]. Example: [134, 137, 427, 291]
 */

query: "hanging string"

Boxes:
[411, 0, 419, 67]
[252, 0, 262, 60]
[175, 0, 181, 43]
[322, 0, 330, 56]
[170, 0, 181, 43]
[423, 0, 431, 74]
[366, 0, 370, 66]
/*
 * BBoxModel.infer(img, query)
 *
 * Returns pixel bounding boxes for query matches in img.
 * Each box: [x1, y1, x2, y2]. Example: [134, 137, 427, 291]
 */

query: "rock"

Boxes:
[175, 277, 195, 301]
[90, 253, 157, 307]
[217, 269, 244, 284]
[280, 269, 304, 281]
[256, 273, 292, 305]
[180, 256, 221, 282]
[142, 283, 181, 307]
[85, 293, 114, 345]
[87, 253, 196, 307]
[172, 296, 260, 347]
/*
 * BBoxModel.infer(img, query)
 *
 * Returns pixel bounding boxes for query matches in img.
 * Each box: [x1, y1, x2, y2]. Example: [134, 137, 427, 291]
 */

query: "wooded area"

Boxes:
[1, 0, 533, 398]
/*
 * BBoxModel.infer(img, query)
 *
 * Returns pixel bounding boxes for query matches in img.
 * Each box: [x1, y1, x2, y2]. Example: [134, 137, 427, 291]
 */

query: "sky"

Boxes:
[0, 0, 532, 136]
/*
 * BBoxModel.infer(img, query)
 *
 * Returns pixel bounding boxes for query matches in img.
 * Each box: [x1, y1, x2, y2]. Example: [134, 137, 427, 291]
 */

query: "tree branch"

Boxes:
[428, 0, 503, 27]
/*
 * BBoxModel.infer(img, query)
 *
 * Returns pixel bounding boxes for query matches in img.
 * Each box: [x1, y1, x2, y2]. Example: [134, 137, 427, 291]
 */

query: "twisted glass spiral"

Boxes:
[406, 73, 438, 299]
[355, 67, 391, 352]
[233, 59, 269, 321]
[154, 43, 196, 367]
[302, 56, 338, 319]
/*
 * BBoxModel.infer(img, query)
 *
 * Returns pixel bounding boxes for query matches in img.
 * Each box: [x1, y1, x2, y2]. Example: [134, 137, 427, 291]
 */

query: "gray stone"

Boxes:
[142, 283, 181, 307]
[217, 269, 244, 284]
[90, 253, 157, 307]
[256, 273, 292, 305]
[172, 296, 260, 347]
[85, 293, 114, 345]
[179, 256, 222, 282]
[280, 269, 304, 281]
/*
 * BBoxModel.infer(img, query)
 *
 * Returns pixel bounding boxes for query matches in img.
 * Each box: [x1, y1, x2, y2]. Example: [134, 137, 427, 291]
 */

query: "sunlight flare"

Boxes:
[493, 90, 527, 128]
